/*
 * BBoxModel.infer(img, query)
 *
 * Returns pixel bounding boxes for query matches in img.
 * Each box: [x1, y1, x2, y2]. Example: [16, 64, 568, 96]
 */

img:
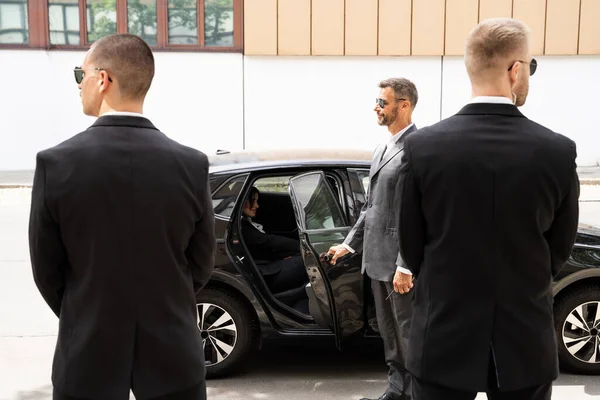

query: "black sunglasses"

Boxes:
[73, 66, 113, 84]
[508, 58, 537, 76]
[375, 97, 406, 108]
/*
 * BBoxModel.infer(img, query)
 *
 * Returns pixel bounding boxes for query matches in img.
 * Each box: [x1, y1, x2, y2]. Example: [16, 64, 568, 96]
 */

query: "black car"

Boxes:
[198, 149, 600, 378]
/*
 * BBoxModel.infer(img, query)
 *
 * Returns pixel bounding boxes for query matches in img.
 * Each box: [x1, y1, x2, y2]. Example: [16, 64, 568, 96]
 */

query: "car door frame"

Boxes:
[288, 169, 365, 349]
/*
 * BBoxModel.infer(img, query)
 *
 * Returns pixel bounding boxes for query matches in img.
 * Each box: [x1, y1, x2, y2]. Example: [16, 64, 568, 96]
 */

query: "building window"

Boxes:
[87, 0, 117, 43]
[127, 0, 156, 45]
[204, 0, 231, 47]
[48, 0, 79, 44]
[167, 0, 197, 44]
[0, 0, 241, 50]
[0, 0, 29, 44]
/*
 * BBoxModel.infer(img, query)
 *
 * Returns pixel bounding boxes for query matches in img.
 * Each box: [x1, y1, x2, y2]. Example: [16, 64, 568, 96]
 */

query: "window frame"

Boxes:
[0, 0, 242, 51]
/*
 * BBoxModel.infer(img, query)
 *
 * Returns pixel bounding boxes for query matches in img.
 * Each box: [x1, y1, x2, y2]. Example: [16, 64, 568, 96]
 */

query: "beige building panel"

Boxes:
[412, 0, 445, 55]
[312, 0, 345, 55]
[512, 0, 547, 55]
[278, 0, 311, 55]
[378, 0, 412, 56]
[479, 0, 513, 21]
[579, 0, 600, 54]
[244, 0, 277, 55]
[345, 0, 378, 55]
[545, 0, 581, 55]
[445, 0, 479, 56]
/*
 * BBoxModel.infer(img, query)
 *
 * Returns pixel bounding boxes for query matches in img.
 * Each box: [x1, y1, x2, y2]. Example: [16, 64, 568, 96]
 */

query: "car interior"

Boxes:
[232, 172, 379, 335]
[238, 174, 343, 317]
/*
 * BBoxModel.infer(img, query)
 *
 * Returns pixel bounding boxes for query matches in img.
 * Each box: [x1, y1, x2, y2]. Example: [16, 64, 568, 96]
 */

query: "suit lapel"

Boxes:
[370, 124, 417, 180]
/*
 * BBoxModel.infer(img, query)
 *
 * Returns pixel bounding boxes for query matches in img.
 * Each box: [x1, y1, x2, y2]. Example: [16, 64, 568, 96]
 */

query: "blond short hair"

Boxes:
[465, 18, 530, 83]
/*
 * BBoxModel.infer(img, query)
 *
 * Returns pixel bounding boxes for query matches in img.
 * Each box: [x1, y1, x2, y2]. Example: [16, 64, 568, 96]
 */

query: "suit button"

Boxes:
[368, 203, 372, 208]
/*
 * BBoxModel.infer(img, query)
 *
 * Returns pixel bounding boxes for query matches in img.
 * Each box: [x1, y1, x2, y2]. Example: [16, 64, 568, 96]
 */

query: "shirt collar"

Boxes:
[101, 111, 146, 118]
[469, 96, 514, 105]
[389, 122, 414, 144]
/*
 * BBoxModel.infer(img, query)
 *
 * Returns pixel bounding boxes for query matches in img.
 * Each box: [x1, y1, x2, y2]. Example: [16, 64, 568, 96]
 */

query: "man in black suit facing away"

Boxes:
[28, 33, 216, 400]
[397, 18, 579, 400]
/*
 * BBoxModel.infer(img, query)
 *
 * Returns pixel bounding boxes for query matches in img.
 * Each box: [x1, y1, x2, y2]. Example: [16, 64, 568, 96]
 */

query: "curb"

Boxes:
[0, 184, 32, 189]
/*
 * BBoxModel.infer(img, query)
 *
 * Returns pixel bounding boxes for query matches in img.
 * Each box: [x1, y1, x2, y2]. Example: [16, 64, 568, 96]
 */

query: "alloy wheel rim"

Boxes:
[197, 302, 238, 366]
[562, 301, 600, 364]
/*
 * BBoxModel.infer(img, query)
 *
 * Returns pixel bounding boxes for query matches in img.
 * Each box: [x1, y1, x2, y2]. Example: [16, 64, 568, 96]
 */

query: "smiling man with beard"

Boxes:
[328, 77, 419, 400]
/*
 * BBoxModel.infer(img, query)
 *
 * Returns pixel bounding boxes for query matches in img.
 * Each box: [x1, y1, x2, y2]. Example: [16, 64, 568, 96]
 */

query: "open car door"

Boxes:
[288, 171, 364, 349]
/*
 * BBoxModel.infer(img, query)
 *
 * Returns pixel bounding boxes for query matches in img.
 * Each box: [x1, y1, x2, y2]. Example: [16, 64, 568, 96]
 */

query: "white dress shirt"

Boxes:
[102, 111, 146, 118]
[244, 216, 265, 234]
[469, 96, 514, 105]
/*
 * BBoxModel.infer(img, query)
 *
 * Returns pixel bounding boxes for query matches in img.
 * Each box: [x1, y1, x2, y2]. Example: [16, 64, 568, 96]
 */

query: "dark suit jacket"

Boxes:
[398, 103, 579, 392]
[28, 115, 216, 399]
[344, 124, 417, 281]
[241, 218, 299, 275]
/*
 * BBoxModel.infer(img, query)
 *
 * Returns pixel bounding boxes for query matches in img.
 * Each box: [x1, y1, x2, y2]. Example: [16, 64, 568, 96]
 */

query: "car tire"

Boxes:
[196, 287, 257, 379]
[554, 284, 600, 374]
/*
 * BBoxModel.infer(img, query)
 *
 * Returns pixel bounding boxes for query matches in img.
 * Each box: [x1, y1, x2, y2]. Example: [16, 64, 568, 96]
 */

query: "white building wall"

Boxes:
[243, 56, 442, 152]
[0, 50, 244, 170]
[1, 52, 599, 169]
[441, 55, 600, 167]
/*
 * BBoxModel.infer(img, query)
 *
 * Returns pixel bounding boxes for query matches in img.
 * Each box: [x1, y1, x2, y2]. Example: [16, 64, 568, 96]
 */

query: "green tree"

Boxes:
[87, 0, 117, 42]
[204, 0, 232, 46]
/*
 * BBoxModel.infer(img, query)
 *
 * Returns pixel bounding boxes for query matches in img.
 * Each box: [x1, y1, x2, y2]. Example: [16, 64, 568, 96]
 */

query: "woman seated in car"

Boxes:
[241, 186, 308, 293]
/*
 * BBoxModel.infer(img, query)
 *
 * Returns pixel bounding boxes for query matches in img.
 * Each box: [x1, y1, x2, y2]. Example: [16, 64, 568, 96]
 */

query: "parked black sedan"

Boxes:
[198, 149, 600, 378]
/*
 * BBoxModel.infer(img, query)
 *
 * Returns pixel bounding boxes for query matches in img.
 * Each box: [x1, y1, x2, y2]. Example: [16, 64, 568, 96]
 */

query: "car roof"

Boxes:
[208, 148, 373, 174]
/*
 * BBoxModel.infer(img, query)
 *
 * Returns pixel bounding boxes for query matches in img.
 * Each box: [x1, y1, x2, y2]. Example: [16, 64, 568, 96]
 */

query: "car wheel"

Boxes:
[554, 284, 600, 374]
[196, 287, 257, 378]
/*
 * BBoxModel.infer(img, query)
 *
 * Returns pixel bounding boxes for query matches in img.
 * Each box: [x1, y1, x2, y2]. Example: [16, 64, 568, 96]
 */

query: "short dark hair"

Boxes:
[89, 33, 155, 100]
[379, 77, 419, 108]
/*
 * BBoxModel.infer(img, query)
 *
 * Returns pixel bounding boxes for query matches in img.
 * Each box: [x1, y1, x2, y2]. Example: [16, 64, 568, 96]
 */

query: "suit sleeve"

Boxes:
[242, 222, 299, 258]
[343, 196, 367, 253]
[397, 141, 426, 276]
[186, 156, 216, 292]
[28, 154, 67, 317]
[545, 144, 580, 278]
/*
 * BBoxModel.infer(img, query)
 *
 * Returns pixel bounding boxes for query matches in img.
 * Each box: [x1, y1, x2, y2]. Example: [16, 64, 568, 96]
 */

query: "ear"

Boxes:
[509, 61, 521, 84]
[98, 71, 110, 93]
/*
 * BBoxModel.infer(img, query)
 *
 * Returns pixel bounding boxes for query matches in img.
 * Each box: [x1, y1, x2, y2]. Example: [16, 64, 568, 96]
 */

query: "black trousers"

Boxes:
[53, 382, 206, 400]
[372, 279, 414, 399]
[264, 255, 308, 292]
[412, 356, 552, 400]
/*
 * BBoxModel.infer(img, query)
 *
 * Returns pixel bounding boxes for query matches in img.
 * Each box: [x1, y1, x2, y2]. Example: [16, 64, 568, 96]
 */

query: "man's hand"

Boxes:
[393, 270, 413, 294]
[327, 245, 350, 265]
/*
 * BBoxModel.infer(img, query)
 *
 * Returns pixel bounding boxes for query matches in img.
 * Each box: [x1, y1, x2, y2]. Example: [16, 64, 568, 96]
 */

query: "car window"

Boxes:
[253, 176, 291, 193]
[212, 174, 248, 218]
[355, 168, 370, 195]
[290, 172, 347, 230]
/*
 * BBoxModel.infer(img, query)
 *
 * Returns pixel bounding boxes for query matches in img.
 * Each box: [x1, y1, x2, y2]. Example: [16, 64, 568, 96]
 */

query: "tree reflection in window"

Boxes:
[168, 0, 197, 44]
[87, 0, 116, 43]
[128, 0, 157, 45]
[204, 0, 232, 47]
